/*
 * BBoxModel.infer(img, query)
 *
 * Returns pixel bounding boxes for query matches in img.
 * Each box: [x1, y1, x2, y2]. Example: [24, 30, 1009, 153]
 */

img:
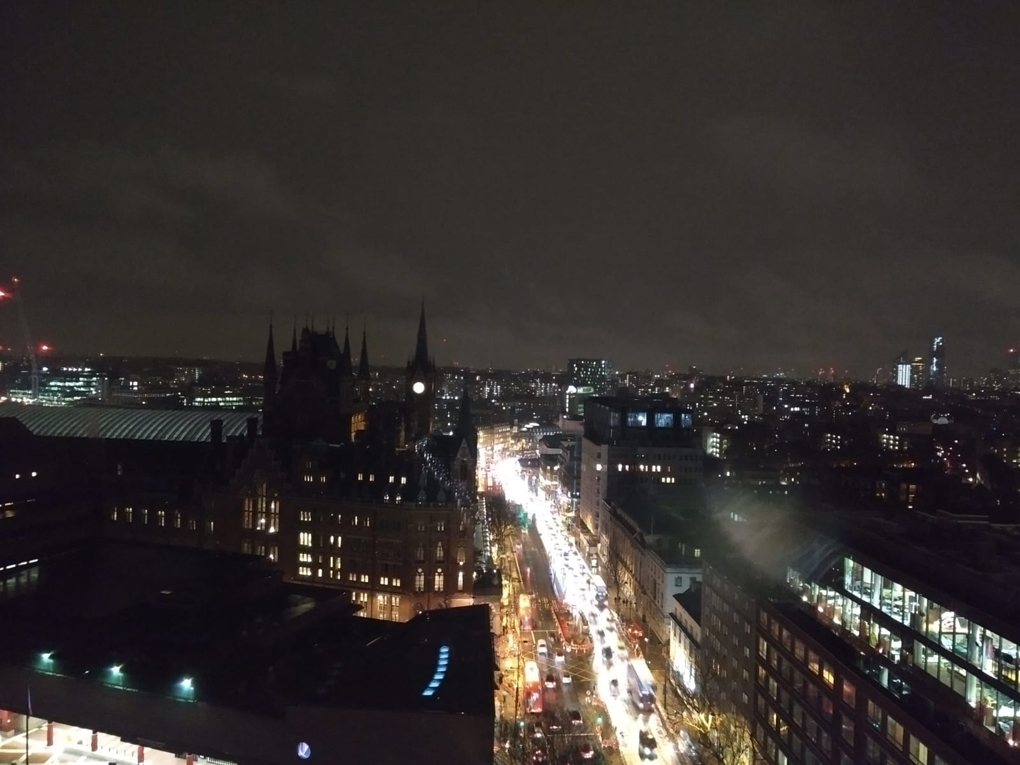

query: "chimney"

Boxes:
[246, 417, 259, 442]
[210, 419, 224, 445]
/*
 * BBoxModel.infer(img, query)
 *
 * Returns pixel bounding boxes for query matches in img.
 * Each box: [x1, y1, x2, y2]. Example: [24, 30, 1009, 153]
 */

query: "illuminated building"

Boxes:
[911, 357, 927, 390]
[704, 512, 1020, 765]
[578, 395, 699, 548]
[7, 366, 106, 406]
[895, 352, 912, 388]
[928, 336, 946, 388]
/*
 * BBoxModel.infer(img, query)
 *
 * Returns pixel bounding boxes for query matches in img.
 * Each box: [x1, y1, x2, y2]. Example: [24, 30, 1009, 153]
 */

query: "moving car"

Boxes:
[602, 646, 613, 663]
[577, 742, 595, 760]
[561, 671, 572, 684]
[638, 728, 658, 760]
[545, 673, 557, 689]
[609, 678, 620, 697]
[568, 710, 583, 726]
[537, 639, 548, 656]
[555, 649, 565, 662]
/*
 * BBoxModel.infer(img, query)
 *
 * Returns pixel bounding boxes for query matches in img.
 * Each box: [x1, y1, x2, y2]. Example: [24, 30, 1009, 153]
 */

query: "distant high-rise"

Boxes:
[1008, 347, 1020, 390]
[894, 352, 912, 388]
[910, 356, 926, 390]
[564, 358, 612, 417]
[568, 358, 612, 390]
[928, 335, 946, 388]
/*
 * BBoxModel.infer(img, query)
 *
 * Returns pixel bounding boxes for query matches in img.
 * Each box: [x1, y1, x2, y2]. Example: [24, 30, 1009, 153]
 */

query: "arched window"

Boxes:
[415, 544, 425, 563]
[434, 569, 445, 592]
[415, 568, 425, 592]
[457, 546, 466, 565]
[435, 542, 445, 563]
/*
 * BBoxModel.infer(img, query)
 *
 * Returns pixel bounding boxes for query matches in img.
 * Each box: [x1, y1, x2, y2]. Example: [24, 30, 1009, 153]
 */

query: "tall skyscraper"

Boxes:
[895, 351, 912, 388]
[928, 335, 946, 387]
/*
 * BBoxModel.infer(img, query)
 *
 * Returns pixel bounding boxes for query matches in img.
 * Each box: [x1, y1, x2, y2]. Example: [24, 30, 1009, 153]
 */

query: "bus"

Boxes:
[519, 593, 533, 631]
[627, 658, 657, 713]
[592, 574, 609, 609]
[524, 660, 543, 714]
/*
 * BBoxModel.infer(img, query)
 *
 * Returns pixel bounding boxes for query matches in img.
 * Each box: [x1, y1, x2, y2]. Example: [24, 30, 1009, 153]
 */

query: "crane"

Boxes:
[10, 277, 39, 402]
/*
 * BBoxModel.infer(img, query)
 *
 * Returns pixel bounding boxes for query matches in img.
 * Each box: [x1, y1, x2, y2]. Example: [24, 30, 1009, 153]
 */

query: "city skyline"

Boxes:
[2, 4, 1019, 375]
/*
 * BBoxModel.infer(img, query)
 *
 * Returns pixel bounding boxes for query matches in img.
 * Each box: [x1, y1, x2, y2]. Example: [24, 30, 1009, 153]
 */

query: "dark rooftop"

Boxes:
[0, 541, 494, 718]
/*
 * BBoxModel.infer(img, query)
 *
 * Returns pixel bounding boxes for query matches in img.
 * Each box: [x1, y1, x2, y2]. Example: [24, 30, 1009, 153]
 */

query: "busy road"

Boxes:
[497, 459, 685, 765]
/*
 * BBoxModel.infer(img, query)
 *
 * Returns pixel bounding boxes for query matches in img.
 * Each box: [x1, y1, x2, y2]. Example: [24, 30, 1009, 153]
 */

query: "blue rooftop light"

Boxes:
[421, 645, 452, 697]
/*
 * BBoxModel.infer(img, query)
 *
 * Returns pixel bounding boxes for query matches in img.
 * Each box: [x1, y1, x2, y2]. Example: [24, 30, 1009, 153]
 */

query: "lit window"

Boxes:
[360, 574, 369, 583]
[434, 569, 445, 592]
[435, 542, 445, 562]
[110, 507, 118, 522]
[141, 508, 148, 524]
[369, 474, 375, 482]
[401, 476, 407, 485]
[299, 553, 312, 563]
[457, 571, 464, 592]
[358, 473, 364, 481]
[415, 569, 425, 592]
[380, 576, 390, 586]
[125, 507, 133, 522]
[299, 532, 312, 547]
[173, 511, 181, 529]
[298, 566, 312, 577]
[157, 510, 166, 527]
[319, 475, 326, 483]
[393, 577, 401, 588]
[389, 476, 395, 484]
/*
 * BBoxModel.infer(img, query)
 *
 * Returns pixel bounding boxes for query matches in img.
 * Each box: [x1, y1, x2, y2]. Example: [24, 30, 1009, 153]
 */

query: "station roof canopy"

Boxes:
[0, 402, 258, 442]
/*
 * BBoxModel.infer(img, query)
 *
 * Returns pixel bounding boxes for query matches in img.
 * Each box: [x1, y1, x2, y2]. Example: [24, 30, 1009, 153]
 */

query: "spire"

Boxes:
[263, 316, 277, 403]
[414, 298, 429, 369]
[291, 317, 297, 353]
[358, 324, 371, 380]
[264, 316, 276, 374]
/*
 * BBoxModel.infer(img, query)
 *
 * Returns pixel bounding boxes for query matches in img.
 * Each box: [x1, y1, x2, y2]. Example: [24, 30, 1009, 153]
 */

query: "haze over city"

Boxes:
[2, 3, 1018, 376]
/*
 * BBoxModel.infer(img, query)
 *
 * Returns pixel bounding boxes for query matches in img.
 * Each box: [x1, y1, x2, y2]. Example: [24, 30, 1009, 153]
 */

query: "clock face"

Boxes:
[412, 381, 426, 395]
[326, 360, 337, 370]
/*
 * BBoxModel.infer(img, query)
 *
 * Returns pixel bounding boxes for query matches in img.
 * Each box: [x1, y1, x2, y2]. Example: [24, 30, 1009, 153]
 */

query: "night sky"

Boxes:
[2, 3, 1018, 376]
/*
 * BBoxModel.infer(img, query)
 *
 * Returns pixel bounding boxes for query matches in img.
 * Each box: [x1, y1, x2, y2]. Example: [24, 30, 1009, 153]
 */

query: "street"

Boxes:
[497, 459, 687, 765]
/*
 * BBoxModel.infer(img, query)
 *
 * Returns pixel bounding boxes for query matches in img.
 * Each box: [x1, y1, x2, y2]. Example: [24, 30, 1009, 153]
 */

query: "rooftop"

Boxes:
[0, 541, 494, 718]
[0, 402, 257, 442]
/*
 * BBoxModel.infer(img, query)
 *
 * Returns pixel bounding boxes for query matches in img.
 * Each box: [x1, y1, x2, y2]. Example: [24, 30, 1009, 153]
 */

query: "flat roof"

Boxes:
[0, 541, 494, 718]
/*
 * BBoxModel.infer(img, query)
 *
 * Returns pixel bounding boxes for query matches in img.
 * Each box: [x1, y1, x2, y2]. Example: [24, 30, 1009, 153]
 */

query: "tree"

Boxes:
[603, 526, 629, 615]
[661, 664, 759, 765]
[485, 491, 522, 557]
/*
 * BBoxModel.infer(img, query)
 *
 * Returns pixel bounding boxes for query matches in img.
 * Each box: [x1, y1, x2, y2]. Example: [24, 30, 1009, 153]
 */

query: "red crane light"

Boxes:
[40, 344, 51, 352]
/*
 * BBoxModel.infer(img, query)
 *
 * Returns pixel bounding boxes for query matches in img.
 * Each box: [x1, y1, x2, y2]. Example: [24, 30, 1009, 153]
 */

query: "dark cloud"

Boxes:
[0, 2, 1017, 375]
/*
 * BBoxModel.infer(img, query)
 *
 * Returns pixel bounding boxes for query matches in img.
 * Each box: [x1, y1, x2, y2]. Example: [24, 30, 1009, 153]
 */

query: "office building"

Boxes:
[703, 511, 1020, 765]
[928, 336, 946, 388]
[895, 353, 912, 389]
[578, 395, 700, 549]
